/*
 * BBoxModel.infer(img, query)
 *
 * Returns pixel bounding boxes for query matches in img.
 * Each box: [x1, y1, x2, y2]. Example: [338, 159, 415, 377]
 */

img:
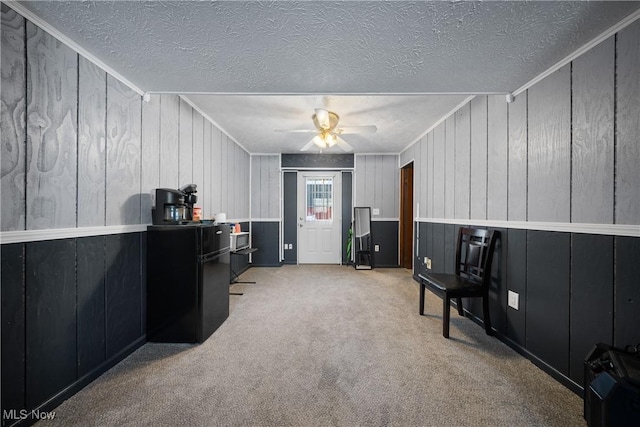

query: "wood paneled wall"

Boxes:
[354, 154, 399, 219]
[404, 20, 640, 226]
[1, 5, 250, 232]
[408, 20, 640, 393]
[251, 155, 280, 219]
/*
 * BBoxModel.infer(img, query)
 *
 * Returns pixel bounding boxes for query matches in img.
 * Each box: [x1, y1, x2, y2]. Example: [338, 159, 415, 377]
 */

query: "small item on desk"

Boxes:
[192, 207, 202, 221]
[234, 223, 241, 233]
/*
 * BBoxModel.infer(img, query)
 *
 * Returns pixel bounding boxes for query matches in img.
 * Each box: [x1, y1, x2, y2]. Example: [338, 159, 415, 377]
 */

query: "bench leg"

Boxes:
[456, 297, 464, 316]
[482, 295, 493, 336]
[419, 282, 425, 315]
[443, 295, 451, 338]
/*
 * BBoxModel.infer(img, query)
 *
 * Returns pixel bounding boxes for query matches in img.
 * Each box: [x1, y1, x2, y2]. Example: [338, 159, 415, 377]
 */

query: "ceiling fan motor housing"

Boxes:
[312, 110, 340, 131]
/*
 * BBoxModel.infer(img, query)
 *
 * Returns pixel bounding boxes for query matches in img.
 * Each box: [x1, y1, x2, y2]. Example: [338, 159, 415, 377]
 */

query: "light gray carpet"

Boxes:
[39, 266, 584, 426]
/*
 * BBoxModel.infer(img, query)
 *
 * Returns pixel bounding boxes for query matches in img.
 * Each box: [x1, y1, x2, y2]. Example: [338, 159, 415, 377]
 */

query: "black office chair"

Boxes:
[418, 227, 499, 338]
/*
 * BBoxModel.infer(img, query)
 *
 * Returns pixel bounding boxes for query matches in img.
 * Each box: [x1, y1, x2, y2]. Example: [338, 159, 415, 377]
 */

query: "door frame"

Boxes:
[400, 162, 414, 269]
[297, 171, 343, 264]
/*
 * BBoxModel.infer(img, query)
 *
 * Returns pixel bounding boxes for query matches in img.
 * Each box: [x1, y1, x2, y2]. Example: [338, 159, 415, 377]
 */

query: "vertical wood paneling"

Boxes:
[203, 122, 212, 218]
[454, 104, 470, 219]
[427, 133, 434, 218]
[1, 5, 26, 231]
[141, 94, 160, 224]
[220, 135, 228, 213]
[400, 144, 414, 167]
[178, 98, 193, 186]
[433, 123, 445, 218]
[26, 22, 77, 230]
[487, 95, 508, 221]
[506, 229, 527, 347]
[106, 233, 141, 358]
[528, 66, 571, 223]
[106, 76, 141, 226]
[572, 38, 615, 224]
[77, 236, 106, 377]
[1, 243, 26, 412]
[526, 231, 570, 375]
[387, 154, 399, 218]
[78, 57, 106, 227]
[444, 117, 455, 218]
[374, 155, 384, 216]
[210, 128, 222, 214]
[355, 155, 365, 207]
[570, 234, 613, 385]
[230, 143, 238, 217]
[420, 138, 428, 218]
[412, 144, 421, 217]
[614, 236, 640, 347]
[470, 96, 487, 220]
[26, 239, 77, 408]
[266, 155, 277, 218]
[159, 94, 179, 188]
[192, 113, 204, 191]
[250, 155, 261, 218]
[243, 150, 251, 218]
[615, 21, 640, 225]
[508, 92, 528, 221]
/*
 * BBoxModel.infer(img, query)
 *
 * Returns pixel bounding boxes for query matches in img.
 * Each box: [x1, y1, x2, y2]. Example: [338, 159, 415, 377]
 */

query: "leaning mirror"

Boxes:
[353, 207, 373, 270]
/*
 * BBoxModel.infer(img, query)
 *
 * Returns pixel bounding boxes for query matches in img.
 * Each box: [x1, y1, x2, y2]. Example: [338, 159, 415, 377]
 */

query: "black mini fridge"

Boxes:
[147, 224, 230, 343]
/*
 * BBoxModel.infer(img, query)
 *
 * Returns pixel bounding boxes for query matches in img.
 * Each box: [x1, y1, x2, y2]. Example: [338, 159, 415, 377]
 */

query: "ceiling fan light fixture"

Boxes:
[312, 135, 326, 148]
[325, 133, 337, 147]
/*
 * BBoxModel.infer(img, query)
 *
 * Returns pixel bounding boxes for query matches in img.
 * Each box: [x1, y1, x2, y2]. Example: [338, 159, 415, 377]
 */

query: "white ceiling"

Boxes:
[17, 1, 640, 154]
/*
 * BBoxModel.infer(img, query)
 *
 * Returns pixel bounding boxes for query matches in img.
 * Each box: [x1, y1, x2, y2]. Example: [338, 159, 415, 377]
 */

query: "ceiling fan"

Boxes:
[276, 109, 377, 152]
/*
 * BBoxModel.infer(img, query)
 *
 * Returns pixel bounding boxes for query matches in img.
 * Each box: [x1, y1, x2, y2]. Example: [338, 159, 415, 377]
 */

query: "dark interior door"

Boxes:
[400, 163, 414, 269]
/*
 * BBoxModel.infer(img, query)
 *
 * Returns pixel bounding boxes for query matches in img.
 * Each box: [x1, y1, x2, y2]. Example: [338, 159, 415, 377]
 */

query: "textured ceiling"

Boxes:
[16, 1, 640, 153]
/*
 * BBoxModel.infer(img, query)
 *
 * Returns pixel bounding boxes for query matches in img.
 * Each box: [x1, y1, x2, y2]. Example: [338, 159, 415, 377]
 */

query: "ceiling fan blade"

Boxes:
[335, 136, 353, 152]
[314, 109, 331, 130]
[300, 138, 316, 151]
[335, 125, 377, 135]
[274, 129, 317, 133]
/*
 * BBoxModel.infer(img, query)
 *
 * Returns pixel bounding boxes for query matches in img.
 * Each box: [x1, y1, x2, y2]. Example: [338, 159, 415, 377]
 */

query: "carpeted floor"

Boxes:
[38, 265, 584, 426]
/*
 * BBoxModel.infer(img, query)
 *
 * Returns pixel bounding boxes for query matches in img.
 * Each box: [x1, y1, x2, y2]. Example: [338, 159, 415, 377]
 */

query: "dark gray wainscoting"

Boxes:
[1, 233, 146, 426]
[251, 222, 280, 267]
[413, 221, 640, 395]
[283, 172, 297, 265]
[342, 172, 353, 264]
[370, 221, 399, 268]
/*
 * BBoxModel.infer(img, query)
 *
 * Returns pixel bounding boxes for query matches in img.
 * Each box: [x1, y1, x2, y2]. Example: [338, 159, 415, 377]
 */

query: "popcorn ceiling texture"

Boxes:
[19, 1, 640, 94]
[14, 1, 640, 154]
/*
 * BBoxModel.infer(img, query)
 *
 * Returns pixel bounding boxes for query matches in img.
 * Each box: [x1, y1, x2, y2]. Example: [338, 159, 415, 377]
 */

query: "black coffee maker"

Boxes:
[152, 184, 197, 225]
[180, 184, 198, 221]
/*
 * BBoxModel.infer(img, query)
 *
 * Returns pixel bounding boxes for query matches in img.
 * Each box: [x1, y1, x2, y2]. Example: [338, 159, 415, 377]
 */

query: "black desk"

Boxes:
[230, 247, 257, 295]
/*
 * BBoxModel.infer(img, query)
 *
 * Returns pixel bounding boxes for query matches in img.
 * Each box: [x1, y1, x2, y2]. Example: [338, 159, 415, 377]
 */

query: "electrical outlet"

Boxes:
[426, 257, 432, 269]
[372, 208, 380, 215]
[508, 290, 519, 310]
[374, 244, 380, 252]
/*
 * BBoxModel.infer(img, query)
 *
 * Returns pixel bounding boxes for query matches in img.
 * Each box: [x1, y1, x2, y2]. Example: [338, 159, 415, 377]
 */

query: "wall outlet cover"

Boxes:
[508, 290, 519, 310]
[426, 258, 432, 269]
[374, 244, 380, 252]
[372, 208, 380, 215]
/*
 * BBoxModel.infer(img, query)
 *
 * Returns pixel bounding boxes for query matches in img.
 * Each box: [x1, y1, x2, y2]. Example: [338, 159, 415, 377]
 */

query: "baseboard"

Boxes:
[3, 336, 146, 427]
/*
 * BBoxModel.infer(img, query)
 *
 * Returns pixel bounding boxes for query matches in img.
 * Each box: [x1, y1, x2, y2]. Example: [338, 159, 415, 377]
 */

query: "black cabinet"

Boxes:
[147, 225, 230, 343]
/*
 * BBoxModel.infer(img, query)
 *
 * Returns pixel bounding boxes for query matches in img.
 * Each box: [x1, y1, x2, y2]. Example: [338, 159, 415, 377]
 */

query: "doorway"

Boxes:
[297, 171, 342, 264]
[400, 163, 414, 269]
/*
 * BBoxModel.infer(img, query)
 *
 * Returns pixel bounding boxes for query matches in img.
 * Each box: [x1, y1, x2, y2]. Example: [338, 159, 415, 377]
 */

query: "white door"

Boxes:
[297, 172, 342, 264]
